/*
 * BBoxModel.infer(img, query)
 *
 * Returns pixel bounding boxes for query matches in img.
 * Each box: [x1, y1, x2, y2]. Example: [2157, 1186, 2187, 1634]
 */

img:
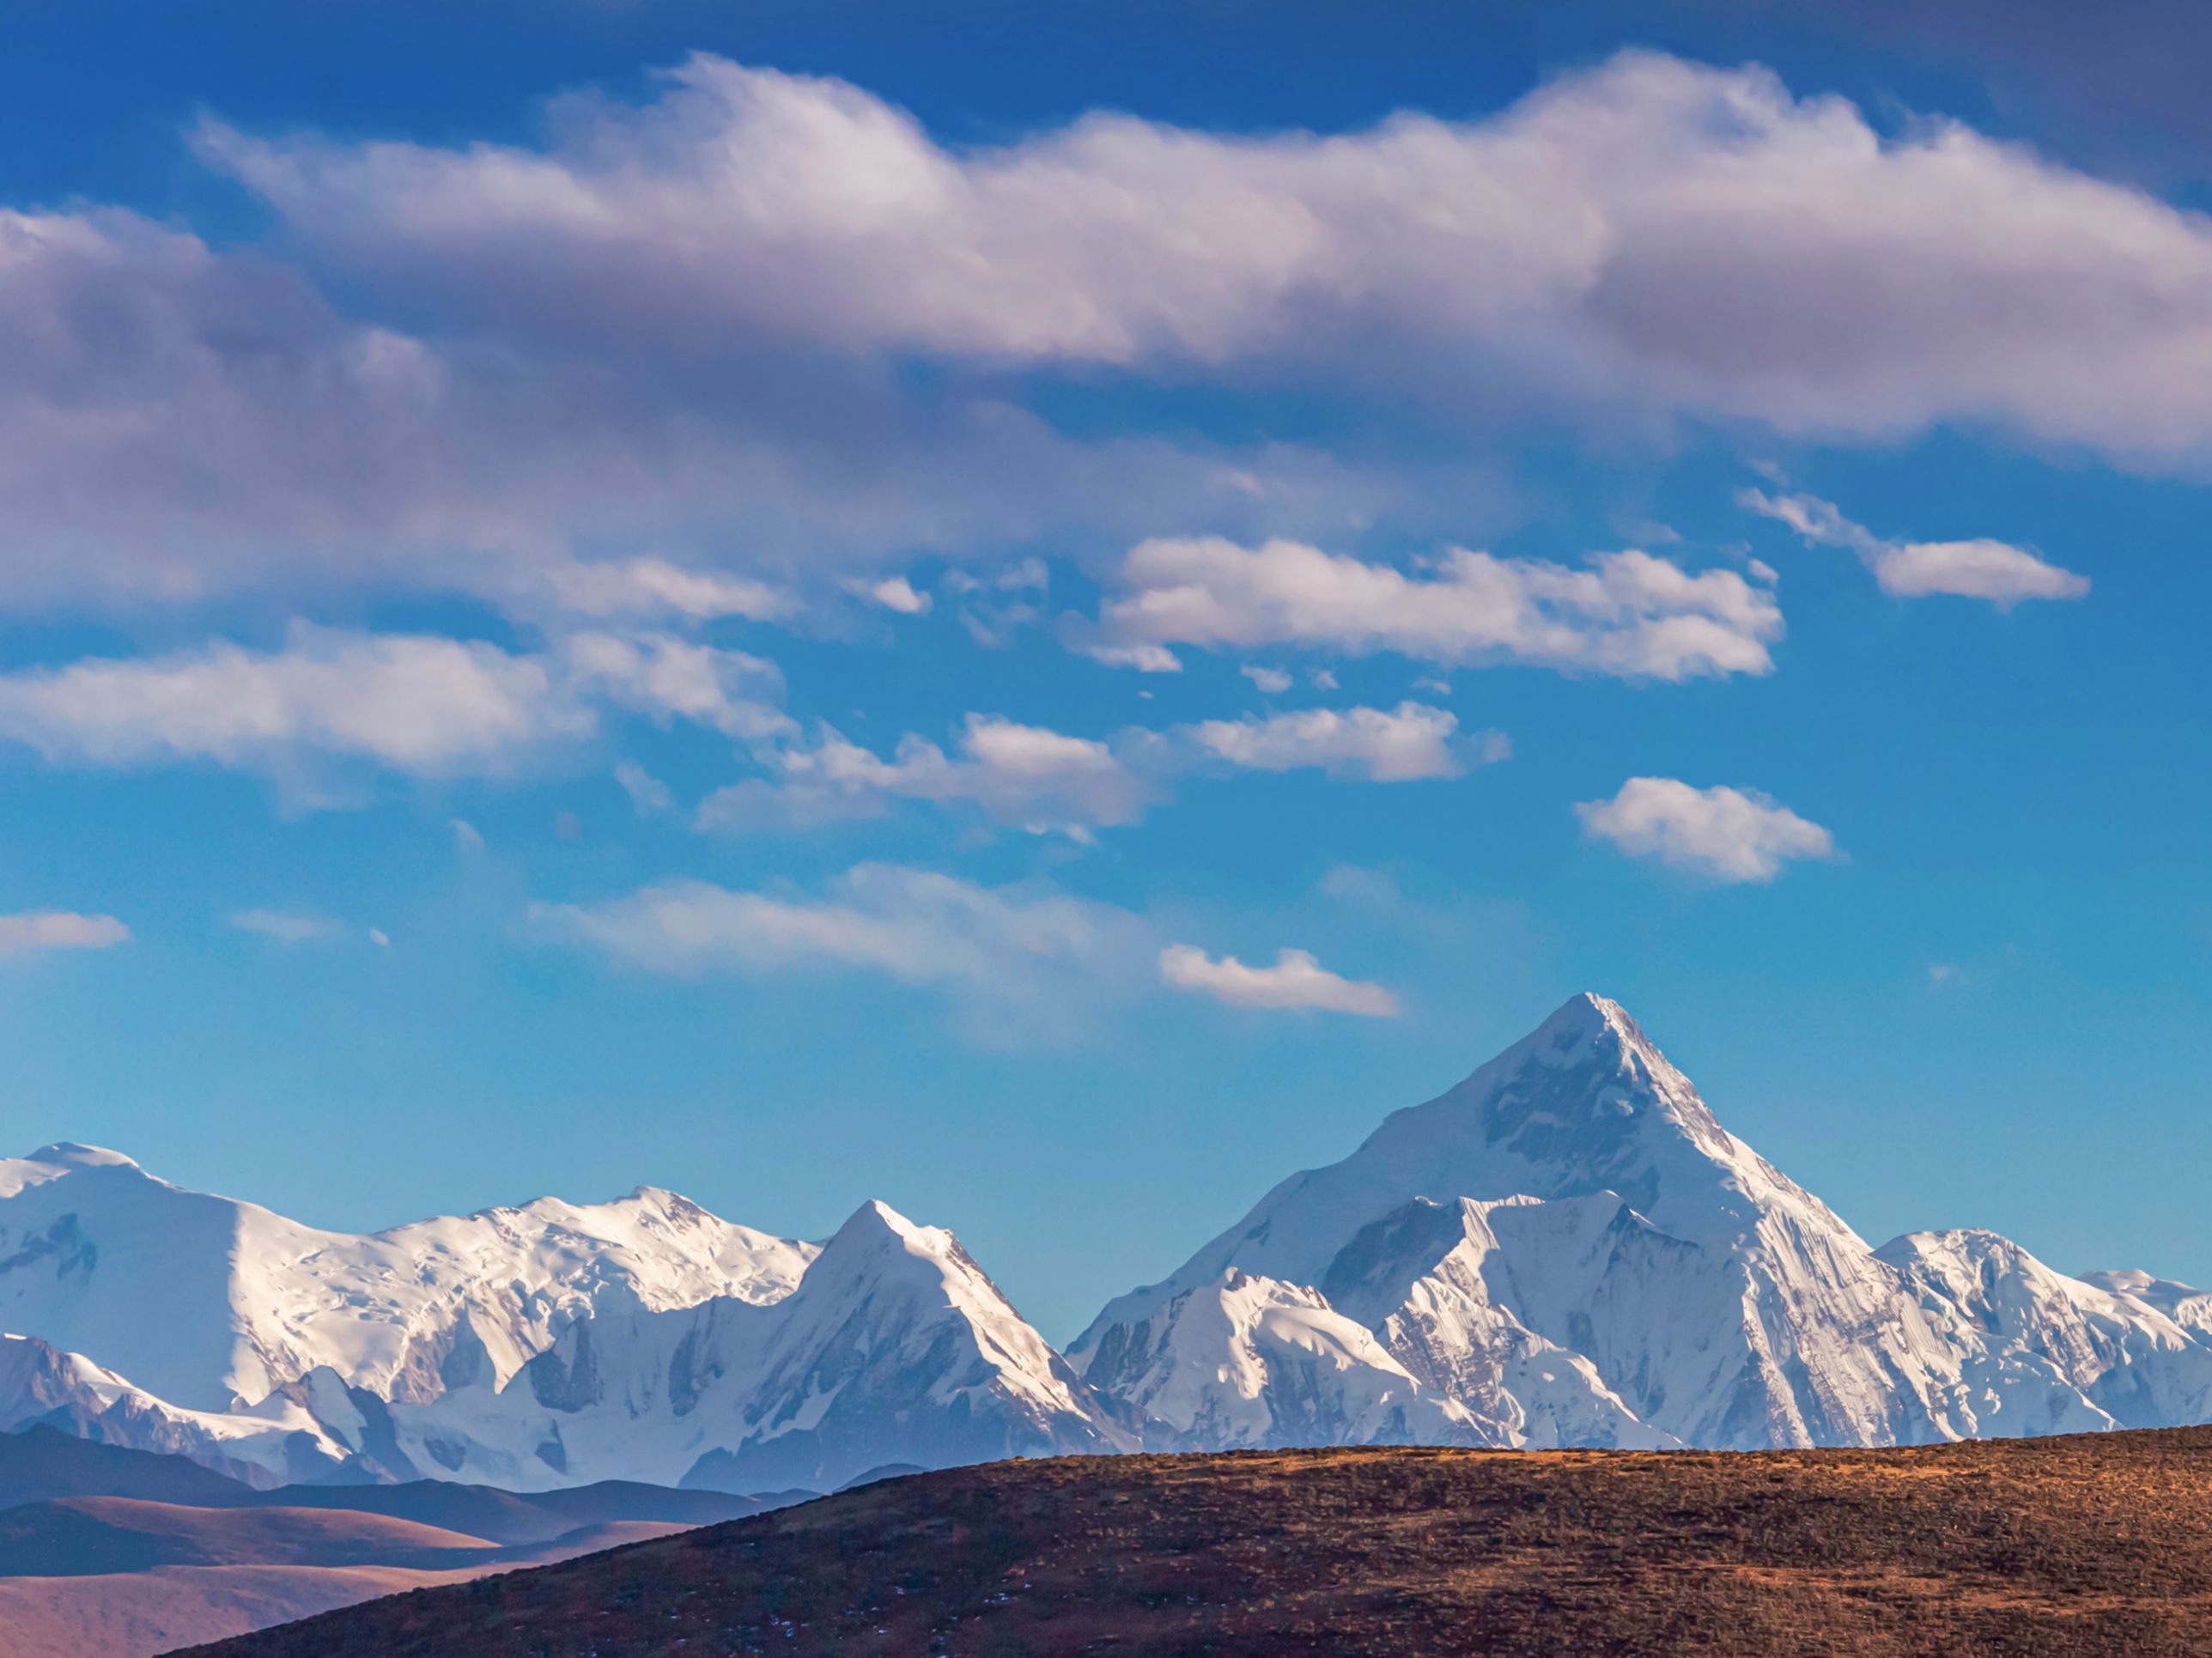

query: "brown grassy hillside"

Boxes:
[176, 1427, 2212, 1656]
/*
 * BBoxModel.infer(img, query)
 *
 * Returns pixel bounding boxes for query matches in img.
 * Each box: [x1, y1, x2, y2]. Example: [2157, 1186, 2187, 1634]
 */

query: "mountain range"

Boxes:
[6, 993, 2212, 1492]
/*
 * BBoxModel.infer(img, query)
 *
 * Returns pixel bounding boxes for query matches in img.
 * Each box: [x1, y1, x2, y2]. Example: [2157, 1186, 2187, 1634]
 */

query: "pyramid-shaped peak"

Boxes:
[1520, 993, 1675, 1081]
[824, 1197, 933, 1251]
[1536, 992, 1641, 1042]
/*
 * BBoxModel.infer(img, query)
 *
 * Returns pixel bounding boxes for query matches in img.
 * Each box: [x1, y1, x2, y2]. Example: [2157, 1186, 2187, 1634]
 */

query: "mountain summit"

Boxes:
[1072, 993, 2212, 1451]
[7, 995, 2212, 1485]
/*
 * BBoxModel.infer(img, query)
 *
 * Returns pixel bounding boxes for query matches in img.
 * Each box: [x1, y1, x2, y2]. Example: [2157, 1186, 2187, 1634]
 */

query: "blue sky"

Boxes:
[5, 1, 2211, 1343]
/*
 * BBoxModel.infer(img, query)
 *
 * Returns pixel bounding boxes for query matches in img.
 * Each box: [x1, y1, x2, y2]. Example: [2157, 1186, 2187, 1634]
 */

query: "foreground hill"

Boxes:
[185, 1429, 2212, 1656]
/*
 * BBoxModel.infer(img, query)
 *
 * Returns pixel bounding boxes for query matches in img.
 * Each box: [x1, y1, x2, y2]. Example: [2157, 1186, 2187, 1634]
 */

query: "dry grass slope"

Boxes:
[178, 1428, 2212, 1656]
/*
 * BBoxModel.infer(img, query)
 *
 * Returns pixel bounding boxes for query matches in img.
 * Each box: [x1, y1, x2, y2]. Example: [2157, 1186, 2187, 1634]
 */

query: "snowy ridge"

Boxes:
[358, 1199, 1131, 1494]
[0, 1145, 817, 1413]
[8, 993, 2212, 1487]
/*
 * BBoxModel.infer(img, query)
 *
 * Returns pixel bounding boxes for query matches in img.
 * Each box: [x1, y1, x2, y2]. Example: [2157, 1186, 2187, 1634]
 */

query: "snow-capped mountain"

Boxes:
[0, 1144, 815, 1413]
[356, 1199, 1133, 1494]
[0, 1157, 1122, 1491]
[9, 992, 2212, 1488]
[1073, 993, 2212, 1451]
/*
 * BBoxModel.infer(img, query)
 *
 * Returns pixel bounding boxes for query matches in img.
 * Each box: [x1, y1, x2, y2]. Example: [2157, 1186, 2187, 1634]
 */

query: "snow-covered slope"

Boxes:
[1078, 1268, 1487, 1452]
[2080, 1269, 2212, 1339]
[1073, 993, 2212, 1451]
[0, 1145, 816, 1412]
[1878, 1231, 2212, 1436]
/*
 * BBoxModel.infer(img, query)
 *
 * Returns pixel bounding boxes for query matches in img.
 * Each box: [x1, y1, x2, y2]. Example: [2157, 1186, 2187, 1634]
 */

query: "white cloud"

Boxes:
[0, 200, 1408, 617]
[698, 715, 1148, 835]
[0, 626, 796, 800]
[536, 558, 793, 623]
[0, 912, 131, 956]
[1083, 537, 1782, 680]
[1087, 642, 1185, 674]
[230, 909, 343, 944]
[198, 51, 2212, 463]
[1740, 488, 2088, 607]
[1159, 944, 1399, 1017]
[8, 52, 2212, 620]
[1182, 702, 1503, 781]
[368, 927, 391, 947]
[698, 701, 1490, 833]
[0, 626, 589, 780]
[561, 632, 793, 745]
[844, 574, 933, 615]
[1240, 665, 1292, 694]
[1869, 539, 2090, 604]
[535, 864, 1156, 1030]
[450, 817, 485, 853]
[1577, 776, 1838, 884]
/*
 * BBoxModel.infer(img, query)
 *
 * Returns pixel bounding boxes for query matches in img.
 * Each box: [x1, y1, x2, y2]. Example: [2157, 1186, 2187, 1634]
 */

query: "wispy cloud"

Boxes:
[230, 909, 343, 945]
[0, 912, 131, 957]
[844, 574, 933, 615]
[533, 864, 1158, 1038]
[613, 759, 676, 817]
[0, 626, 791, 802]
[1740, 489, 2088, 608]
[1159, 944, 1400, 1017]
[533, 558, 793, 624]
[696, 701, 1500, 835]
[697, 717, 1151, 835]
